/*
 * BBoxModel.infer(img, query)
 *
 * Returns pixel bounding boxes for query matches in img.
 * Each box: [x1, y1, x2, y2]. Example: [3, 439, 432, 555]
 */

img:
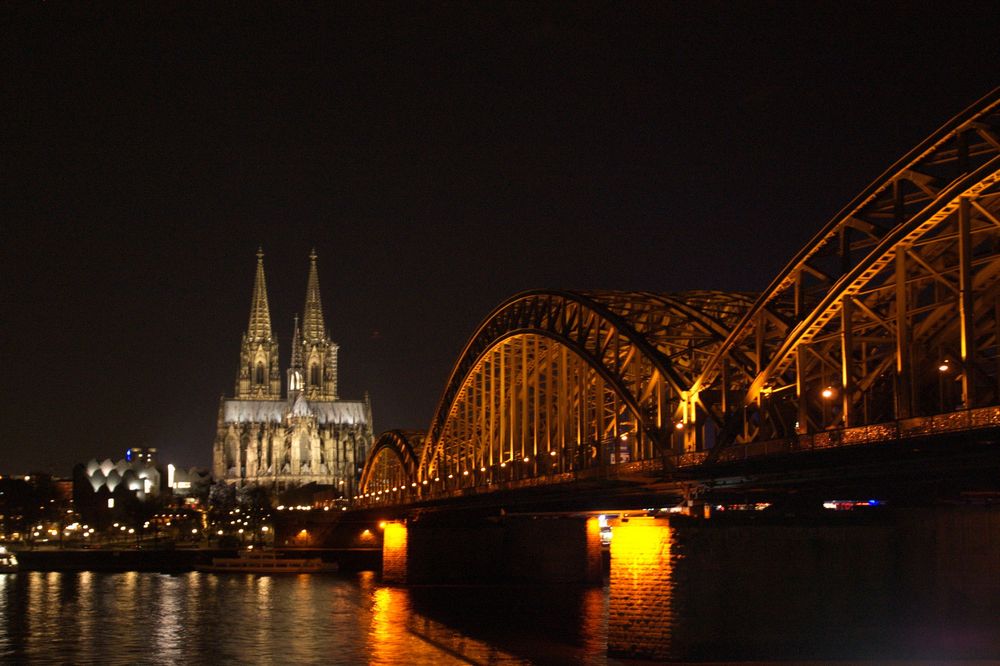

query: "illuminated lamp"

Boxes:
[549, 450, 557, 456]
[462, 470, 469, 476]
[500, 462, 507, 468]
[938, 360, 951, 372]
[674, 422, 684, 430]
[523, 457, 530, 463]
[821, 387, 834, 399]
[480, 466, 486, 472]
[619, 433, 629, 441]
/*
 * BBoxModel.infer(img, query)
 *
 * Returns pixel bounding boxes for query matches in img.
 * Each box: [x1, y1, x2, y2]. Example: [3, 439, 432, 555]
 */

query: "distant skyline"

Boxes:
[3, 3, 999, 474]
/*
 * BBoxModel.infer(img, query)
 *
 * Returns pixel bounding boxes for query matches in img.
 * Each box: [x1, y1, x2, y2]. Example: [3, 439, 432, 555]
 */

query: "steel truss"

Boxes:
[359, 88, 1000, 504]
[693, 87, 1000, 460]
[357, 430, 423, 499]
[412, 290, 752, 494]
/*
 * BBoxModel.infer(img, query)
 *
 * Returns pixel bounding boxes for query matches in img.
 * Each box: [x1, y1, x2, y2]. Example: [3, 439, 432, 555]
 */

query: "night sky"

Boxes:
[3, 3, 998, 475]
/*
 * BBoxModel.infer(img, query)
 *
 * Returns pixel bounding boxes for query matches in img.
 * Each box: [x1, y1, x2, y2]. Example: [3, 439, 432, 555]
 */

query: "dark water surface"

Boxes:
[0, 570, 609, 665]
[1, 506, 998, 664]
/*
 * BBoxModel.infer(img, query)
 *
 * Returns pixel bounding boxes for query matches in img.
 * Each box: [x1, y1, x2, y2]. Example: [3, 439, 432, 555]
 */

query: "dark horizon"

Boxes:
[3, 3, 999, 475]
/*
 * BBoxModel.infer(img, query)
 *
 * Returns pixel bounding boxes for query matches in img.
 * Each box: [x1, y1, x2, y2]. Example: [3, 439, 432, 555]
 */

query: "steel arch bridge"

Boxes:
[358, 87, 1000, 506]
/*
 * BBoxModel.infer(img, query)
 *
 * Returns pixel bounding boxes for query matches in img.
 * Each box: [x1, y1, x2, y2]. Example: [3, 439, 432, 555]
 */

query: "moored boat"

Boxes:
[196, 548, 335, 574]
[0, 546, 19, 573]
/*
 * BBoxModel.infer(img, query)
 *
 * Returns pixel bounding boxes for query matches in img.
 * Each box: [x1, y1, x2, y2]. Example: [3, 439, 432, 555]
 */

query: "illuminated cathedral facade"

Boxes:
[212, 250, 373, 495]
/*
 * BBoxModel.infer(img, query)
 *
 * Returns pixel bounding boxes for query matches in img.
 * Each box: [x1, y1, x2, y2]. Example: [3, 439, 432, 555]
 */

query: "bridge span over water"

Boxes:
[357, 88, 1000, 512]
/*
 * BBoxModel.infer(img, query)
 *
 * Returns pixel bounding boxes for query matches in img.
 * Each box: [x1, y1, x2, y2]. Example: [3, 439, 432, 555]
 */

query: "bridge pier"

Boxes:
[607, 515, 674, 660]
[381, 514, 602, 585]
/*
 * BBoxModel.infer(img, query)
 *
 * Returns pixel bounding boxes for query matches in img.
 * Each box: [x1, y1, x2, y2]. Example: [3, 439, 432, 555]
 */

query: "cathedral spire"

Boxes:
[298, 250, 339, 400]
[302, 249, 326, 343]
[287, 314, 304, 395]
[247, 247, 273, 341]
[236, 248, 281, 399]
[290, 314, 303, 370]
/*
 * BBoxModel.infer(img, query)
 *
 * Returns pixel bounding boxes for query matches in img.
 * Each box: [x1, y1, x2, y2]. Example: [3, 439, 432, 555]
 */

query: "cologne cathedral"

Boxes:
[212, 250, 373, 495]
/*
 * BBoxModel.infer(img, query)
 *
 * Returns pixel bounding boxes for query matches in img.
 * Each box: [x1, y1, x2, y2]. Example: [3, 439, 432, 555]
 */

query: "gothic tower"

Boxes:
[298, 249, 339, 400]
[236, 249, 281, 399]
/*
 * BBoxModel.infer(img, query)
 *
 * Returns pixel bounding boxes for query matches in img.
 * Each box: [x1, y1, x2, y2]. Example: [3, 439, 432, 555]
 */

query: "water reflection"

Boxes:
[0, 571, 605, 665]
[0, 507, 996, 663]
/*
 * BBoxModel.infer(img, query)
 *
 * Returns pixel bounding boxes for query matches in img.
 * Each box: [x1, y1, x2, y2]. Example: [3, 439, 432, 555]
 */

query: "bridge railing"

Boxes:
[703, 405, 1000, 466]
[354, 405, 1000, 508]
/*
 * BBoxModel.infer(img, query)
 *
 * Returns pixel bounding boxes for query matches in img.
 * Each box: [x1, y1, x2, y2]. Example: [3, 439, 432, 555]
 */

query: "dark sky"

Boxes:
[2, 2, 998, 475]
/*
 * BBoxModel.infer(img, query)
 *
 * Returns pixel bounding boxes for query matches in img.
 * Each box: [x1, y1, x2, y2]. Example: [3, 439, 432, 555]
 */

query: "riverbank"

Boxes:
[13, 547, 232, 573]
[11, 546, 381, 573]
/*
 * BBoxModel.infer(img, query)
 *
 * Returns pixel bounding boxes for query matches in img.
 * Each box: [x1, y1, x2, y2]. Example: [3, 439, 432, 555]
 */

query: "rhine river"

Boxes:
[2, 507, 999, 664]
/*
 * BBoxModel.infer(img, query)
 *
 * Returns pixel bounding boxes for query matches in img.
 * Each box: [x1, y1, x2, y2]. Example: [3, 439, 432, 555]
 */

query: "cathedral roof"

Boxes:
[222, 398, 368, 425]
[291, 392, 310, 417]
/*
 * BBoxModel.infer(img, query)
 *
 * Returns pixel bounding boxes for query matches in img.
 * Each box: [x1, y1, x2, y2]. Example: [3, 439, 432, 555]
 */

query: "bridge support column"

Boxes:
[381, 521, 408, 584]
[608, 516, 673, 660]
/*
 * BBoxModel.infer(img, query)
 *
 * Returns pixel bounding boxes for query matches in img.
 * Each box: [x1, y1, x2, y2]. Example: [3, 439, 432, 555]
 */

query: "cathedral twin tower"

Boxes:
[213, 250, 373, 494]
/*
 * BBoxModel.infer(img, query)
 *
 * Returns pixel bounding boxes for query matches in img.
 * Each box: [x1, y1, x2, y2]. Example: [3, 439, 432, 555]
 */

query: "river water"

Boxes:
[1, 506, 998, 664]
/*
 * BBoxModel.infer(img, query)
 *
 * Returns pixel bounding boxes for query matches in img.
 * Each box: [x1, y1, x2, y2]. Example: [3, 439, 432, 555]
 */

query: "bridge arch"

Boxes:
[692, 87, 1000, 454]
[417, 290, 753, 487]
[357, 430, 423, 502]
[357, 88, 1000, 505]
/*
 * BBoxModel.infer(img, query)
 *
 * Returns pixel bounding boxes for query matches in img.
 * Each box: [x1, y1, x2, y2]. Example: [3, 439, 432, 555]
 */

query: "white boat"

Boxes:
[0, 546, 18, 573]
[196, 548, 335, 574]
